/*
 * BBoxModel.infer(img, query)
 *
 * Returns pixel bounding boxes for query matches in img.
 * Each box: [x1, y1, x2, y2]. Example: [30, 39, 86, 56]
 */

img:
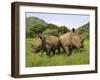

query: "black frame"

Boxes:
[11, 2, 98, 78]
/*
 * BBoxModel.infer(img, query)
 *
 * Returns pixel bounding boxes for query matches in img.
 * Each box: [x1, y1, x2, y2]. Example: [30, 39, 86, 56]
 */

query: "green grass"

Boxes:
[26, 38, 89, 67]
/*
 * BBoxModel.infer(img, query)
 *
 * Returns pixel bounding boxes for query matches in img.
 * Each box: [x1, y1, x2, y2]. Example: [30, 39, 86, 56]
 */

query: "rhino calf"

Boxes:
[60, 28, 84, 56]
[32, 38, 48, 55]
[32, 39, 42, 53]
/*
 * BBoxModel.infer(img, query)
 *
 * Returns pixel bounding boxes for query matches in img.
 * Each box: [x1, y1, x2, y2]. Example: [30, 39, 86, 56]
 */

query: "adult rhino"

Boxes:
[59, 28, 84, 56]
[39, 34, 60, 56]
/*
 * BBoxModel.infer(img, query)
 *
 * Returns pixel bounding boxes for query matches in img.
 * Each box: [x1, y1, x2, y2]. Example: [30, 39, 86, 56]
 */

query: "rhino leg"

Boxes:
[47, 46, 56, 56]
[47, 49, 52, 56]
[62, 45, 69, 55]
[52, 50, 56, 56]
[57, 47, 60, 54]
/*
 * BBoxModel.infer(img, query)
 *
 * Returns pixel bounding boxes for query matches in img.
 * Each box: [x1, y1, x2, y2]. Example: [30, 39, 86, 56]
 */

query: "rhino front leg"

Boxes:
[57, 46, 60, 54]
[47, 50, 52, 56]
[62, 45, 69, 56]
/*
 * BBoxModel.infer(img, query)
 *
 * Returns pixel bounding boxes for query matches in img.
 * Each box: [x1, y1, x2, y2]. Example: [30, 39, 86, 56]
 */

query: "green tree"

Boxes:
[26, 17, 47, 38]
[43, 29, 59, 36]
[58, 26, 70, 36]
[47, 23, 58, 29]
[26, 24, 46, 38]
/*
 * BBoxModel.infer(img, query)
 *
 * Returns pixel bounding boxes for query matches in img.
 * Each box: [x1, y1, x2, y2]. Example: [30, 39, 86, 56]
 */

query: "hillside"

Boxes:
[26, 17, 48, 37]
[26, 17, 69, 37]
[26, 16, 89, 38]
[79, 22, 89, 32]
[78, 22, 90, 39]
[26, 17, 47, 31]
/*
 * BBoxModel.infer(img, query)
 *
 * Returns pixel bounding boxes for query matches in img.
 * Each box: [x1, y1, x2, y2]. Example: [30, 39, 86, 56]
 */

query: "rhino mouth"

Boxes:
[80, 45, 84, 48]
[72, 44, 84, 49]
[32, 48, 41, 53]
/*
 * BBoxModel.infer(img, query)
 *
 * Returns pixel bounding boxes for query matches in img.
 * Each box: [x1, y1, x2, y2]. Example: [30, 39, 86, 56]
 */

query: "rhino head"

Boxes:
[71, 28, 84, 49]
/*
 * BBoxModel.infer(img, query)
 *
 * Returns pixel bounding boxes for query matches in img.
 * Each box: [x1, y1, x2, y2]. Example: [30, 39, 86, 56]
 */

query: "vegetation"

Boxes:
[78, 22, 90, 39]
[26, 17, 70, 37]
[26, 38, 89, 67]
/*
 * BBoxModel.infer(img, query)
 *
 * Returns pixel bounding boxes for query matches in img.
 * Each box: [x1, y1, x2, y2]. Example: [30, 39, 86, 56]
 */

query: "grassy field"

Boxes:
[26, 38, 90, 67]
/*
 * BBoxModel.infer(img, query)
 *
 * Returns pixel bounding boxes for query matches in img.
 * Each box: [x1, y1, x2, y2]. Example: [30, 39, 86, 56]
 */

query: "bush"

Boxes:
[58, 26, 70, 36]
[47, 23, 58, 29]
[26, 24, 47, 38]
[43, 29, 59, 36]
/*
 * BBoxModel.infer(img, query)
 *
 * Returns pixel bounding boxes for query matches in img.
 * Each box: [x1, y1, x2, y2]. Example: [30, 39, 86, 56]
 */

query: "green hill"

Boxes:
[26, 17, 48, 37]
[26, 16, 89, 38]
[78, 22, 90, 39]
[26, 17, 70, 37]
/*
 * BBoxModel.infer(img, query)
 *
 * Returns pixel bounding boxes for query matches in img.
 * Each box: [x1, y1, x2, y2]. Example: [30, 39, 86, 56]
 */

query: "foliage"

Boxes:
[26, 17, 47, 38]
[58, 26, 70, 36]
[26, 17, 70, 38]
[47, 23, 58, 29]
[26, 38, 89, 67]
[26, 16, 89, 39]
[43, 29, 59, 36]
[78, 22, 90, 39]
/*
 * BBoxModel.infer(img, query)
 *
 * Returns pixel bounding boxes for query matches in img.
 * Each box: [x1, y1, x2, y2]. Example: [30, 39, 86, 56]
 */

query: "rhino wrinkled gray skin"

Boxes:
[59, 28, 84, 56]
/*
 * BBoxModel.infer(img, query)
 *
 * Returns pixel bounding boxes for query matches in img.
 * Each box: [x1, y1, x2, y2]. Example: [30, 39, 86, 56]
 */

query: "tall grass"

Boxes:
[26, 38, 89, 67]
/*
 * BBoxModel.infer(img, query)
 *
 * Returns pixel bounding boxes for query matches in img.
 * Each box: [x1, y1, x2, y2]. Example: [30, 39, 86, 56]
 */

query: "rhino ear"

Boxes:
[39, 35, 43, 39]
[39, 36, 42, 39]
[39, 34, 45, 40]
[72, 28, 75, 32]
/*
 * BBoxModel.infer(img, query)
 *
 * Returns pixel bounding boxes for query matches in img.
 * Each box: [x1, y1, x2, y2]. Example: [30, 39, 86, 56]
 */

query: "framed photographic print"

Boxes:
[11, 2, 98, 78]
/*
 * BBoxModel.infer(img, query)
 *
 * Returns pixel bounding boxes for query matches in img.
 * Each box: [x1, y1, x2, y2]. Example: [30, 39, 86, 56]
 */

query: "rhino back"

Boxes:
[60, 32, 72, 46]
[45, 35, 59, 46]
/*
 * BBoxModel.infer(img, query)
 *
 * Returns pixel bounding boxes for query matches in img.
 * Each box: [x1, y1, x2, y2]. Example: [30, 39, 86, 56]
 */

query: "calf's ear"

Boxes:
[72, 28, 75, 32]
[39, 34, 45, 40]
[39, 35, 42, 39]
